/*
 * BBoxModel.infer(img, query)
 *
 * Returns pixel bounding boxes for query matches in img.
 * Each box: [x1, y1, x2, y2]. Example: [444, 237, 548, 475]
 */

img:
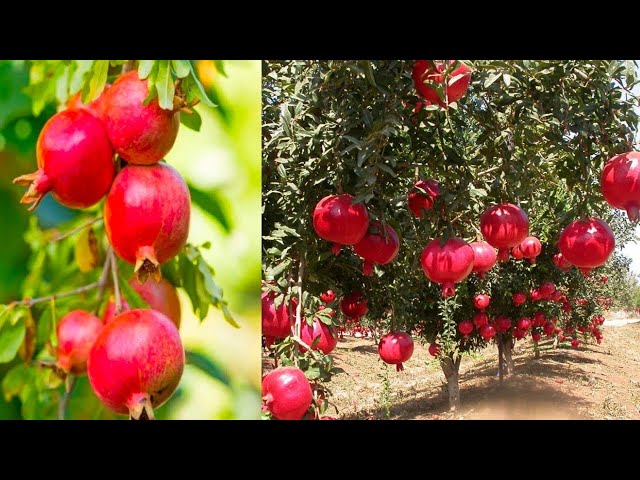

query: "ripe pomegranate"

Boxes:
[571, 339, 580, 349]
[353, 222, 400, 276]
[428, 343, 441, 357]
[66, 84, 110, 117]
[469, 241, 497, 279]
[458, 320, 474, 336]
[262, 292, 298, 339]
[320, 289, 336, 303]
[601, 275, 608, 284]
[87, 309, 184, 420]
[538, 282, 556, 299]
[543, 321, 555, 337]
[420, 237, 475, 297]
[100, 71, 179, 165]
[558, 218, 615, 276]
[519, 236, 542, 263]
[550, 291, 563, 302]
[513, 328, 526, 340]
[532, 332, 541, 342]
[300, 318, 338, 355]
[104, 163, 190, 280]
[601, 151, 640, 221]
[517, 317, 532, 331]
[473, 312, 489, 329]
[56, 310, 103, 375]
[13, 109, 115, 211]
[412, 60, 471, 107]
[495, 316, 512, 333]
[480, 204, 529, 262]
[378, 332, 414, 371]
[480, 324, 496, 340]
[312, 194, 369, 255]
[130, 275, 181, 328]
[562, 302, 572, 313]
[533, 312, 546, 327]
[511, 245, 525, 260]
[530, 289, 542, 302]
[262, 367, 313, 420]
[553, 252, 571, 271]
[340, 291, 368, 319]
[473, 294, 490, 311]
[408, 179, 440, 218]
[102, 296, 131, 323]
[513, 292, 527, 306]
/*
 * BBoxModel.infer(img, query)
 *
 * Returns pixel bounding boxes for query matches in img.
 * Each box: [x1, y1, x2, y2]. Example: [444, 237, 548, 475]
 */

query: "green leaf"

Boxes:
[0, 312, 26, 363]
[185, 350, 231, 386]
[155, 60, 175, 110]
[484, 72, 502, 88]
[186, 62, 216, 107]
[2, 363, 33, 401]
[138, 60, 155, 79]
[180, 108, 202, 131]
[83, 60, 109, 103]
[118, 273, 148, 310]
[171, 60, 191, 79]
[213, 60, 227, 77]
[188, 183, 231, 232]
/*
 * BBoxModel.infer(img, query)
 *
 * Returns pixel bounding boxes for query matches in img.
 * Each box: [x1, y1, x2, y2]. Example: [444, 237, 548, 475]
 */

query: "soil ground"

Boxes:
[263, 311, 640, 420]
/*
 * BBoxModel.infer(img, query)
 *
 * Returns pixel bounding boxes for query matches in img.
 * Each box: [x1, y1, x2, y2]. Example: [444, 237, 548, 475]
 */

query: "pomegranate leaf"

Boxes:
[171, 60, 190, 79]
[138, 60, 155, 79]
[180, 108, 202, 132]
[1, 363, 33, 402]
[155, 60, 175, 111]
[0, 311, 26, 363]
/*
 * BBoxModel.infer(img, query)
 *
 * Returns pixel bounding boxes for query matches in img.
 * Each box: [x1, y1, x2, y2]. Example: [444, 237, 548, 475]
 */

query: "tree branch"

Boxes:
[58, 375, 77, 420]
[10, 282, 101, 308]
[50, 217, 103, 242]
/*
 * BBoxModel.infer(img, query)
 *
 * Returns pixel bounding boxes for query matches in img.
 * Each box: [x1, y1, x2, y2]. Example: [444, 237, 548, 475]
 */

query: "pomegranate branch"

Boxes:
[50, 217, 103, 242]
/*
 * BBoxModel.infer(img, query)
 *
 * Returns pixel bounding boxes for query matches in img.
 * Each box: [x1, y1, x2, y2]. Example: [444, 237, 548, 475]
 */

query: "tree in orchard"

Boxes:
[262, 60, 640, 414]
[1, 60, 236, 420]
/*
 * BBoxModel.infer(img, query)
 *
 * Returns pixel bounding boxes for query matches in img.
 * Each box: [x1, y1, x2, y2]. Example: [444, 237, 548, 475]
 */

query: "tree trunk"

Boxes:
[497, 334, 514, 379]
[440, 356, 461, 411]
[497, 336, 504, 382]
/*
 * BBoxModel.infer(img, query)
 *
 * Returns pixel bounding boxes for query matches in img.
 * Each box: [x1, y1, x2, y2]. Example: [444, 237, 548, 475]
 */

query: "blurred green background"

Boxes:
[0, 60, 261, 419]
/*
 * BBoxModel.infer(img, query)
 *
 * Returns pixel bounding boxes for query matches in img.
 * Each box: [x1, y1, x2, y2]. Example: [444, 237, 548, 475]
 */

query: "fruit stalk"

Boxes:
[58, 375, 78, 420]
[109, 249, 123, 315]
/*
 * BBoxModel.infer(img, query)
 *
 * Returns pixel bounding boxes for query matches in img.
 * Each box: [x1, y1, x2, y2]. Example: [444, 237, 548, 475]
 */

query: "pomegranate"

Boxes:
[412, 60, 471, 107]
[13, 109, 115, 211]
[519, 236, 542, 263]
[262, 292, 297, 339]
[428, 343, 441, 357]
[458, 320, 474, 336]
[341, 291, 368, 319]
[353, 222, 400, 276]
[473, 312, 489, 329]
[378, 332, 414, 371]
[87, 309, 184, 420]
[56, 310, 103, 375]
[538, 282, 556, 299]
[66, 85, 111, 117]
[480, 324, 496, 340]
[480, 203, 529, 262]
[320, 289, 336, 303]
[571, 339, 580, 349]
[312, 194, 369, 255]
[543, 321, 555, 337]
[601, 275, 608, 284]
[469, 241, 497, 279]
[513, 328, 526, 340]
[420, 237, 475, 297]
[601, 151, 640, 221]
[262, 367, 313, 420]
[512, 245, 525, 260]
[530, 289, 542, 302]
[532, 332, 542, 342]
[513, 292, 527, 306]
[533, 312, 546, 327]
[100, 71, 179, 165]
[558, 218, 614, 276]
[102, 296, 131, 323]
[473, 294, 490, 311]
[553, 252, 571, 271]
[408, 179, 440, 218]
[130, 275, 181, 328]
[495, 316, 512, 333]
[104, 163, 190, 280]
[517, 317, 532, 331]
[562, 302, 572, 313]
[300, 318, 338, 355]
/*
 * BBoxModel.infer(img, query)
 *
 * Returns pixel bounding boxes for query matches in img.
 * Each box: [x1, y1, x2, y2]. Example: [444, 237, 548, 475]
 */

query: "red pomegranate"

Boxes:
[262, 367, 313, 420]
[519, 236, 542, 263]
[469, 241, 497, 279]
[428, 343, 441, 357]
[530, 289, 542, 302]
[513, 292, 527, 306]
[538, 282, 556, 299]
[378, 332, 414, 371]
[408, 179, 440, 218]
[66, 84, 111, 117]
[553, 252, 572, 271]
[480, 203, 529, 262]
[13, 109, 115, 211]
[300, 318, 338, 355]
[511, 245, 525, 260]
[532, 332, 541, 342]
[104, 163, 190, 280]
[420, 237, 475, 297]
[543, 321, 556, 337]
[601, 151, 640, 221]
[571, 339, 580, 349]
[341, 291, 368, 319]
[100, 71, 179, 165]
[412, 60, 471, 107]
[458, 320, 474, 336]
[262, 292, 298, 339]
[56, 310, 103, 375]
[130, 275, 181, 328]
[495, 316, 512, 333]
[512, 328, 526, 340]
[558, 218, 615, 276]
[320, 290, 336, 303]
[473, 294, 490, 311]
[473, 312, 489, 329]
[87, 309, 184, 420]
[517, 317, 532, 331]
[601, 275, 608, 284]
[353, 222, 400, 276]
[102, 296, 131, 323]
[312, 194, 369, 255]
[533, 312, 546, 327]
[480, 324, 496, 340]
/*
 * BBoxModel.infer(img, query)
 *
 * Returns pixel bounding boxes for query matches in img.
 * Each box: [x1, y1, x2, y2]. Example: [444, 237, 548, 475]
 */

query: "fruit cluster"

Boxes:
[13, 70, 191, 420]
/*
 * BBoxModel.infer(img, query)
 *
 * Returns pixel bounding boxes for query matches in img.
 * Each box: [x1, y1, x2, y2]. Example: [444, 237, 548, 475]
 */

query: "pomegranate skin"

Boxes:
[262, 367, 313, 420]
[130, 275, 181, 328]
[480, 324, 496, 340]
[473, 312, 489, 328]
[66, 84, 111, 117]
[13, 109, 115, 211]
[473, 294, 490, 311]
[420, 237, 475, 297]
[428, 343, 441, 357]
[458, 320, 474, 336]
[378, 332, 414, 371]
[353, 222, 400, 276]
[100, 71, 179, 165]
[87, 309, 184, 420]
[408, 179, 440, 218]
[56, 310, 103, 375]
[553, 252, 572, 271]
[558, 218, 615, 276]
[312, 194, 369, 254]
[512, 245, 525, 260]
[341, 291, 368, 319]
[470, 241, 497, 278]
[262, 292, 297, 339]
[300, 318, 338, 355]
[601, 151, 640, 221]
[480, 204, 529, 262]
[104, 163, 190, 279]
[513, 292, 527, 306]
[412, 60, 471, 107]
[519, 236, 542, 263]
[517, 317, 532, 330]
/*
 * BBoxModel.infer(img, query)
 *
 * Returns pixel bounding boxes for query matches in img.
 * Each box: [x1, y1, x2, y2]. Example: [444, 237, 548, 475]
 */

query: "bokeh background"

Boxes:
[0, 60, 261, 419]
